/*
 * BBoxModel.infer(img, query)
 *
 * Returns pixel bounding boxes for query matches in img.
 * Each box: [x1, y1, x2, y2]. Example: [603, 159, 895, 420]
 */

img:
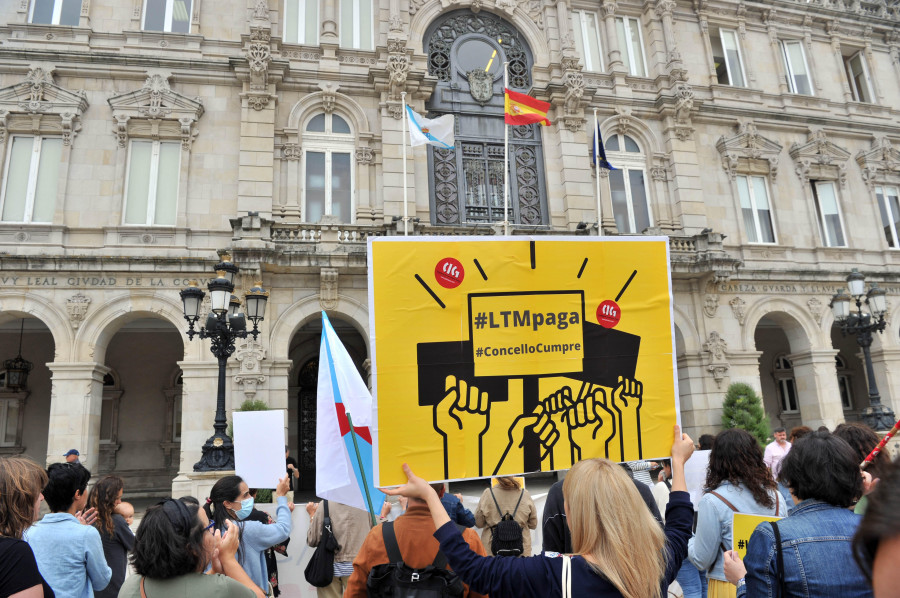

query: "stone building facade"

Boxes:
[0, 0, 898, 495]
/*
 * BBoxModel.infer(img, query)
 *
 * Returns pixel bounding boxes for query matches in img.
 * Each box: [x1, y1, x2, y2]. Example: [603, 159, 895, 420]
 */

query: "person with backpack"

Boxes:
[381, 425, 696, 598]
[688, 428, 784, 598]
[306, 499, 372, 597]
[474, 477, 537, 557]
[345, 493, 487, 598]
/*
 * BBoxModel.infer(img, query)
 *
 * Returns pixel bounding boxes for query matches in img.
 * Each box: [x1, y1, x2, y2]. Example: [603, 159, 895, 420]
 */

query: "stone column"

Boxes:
[827, 22, 853, 103]
[238, 99, 277, 215]
[655, 0, 683, 76]
[862, 28, 884, 105]
[727, 350, 764, 390]
[765, 11, 789, 95]
[676, 352, 711, 435]
[321, 0, 339, 42]
[888, 33, 900, 84]
[788, 348, 844, 430]
[174, 360, 222, 476]
[867, 347, 900, 423]
[46, 362, 109, 472]
[602, 1, 625, 73]
[266, 359, 293, 446]
[698, 15, 718, 87]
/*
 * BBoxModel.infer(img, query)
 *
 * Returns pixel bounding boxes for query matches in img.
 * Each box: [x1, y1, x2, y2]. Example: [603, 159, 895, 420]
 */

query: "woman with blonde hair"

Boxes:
[0, 456, 54, 597]
[383, 425, 695, 598]
[474, 476, 537, 556]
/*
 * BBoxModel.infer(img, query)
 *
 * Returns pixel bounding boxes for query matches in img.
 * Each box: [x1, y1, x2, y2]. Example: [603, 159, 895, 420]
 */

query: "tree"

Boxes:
[721, 382, 771, 446]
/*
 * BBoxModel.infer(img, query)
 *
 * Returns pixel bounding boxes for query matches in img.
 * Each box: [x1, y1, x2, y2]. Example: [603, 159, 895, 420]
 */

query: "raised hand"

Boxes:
[565, 386, 616, 461]
[434, 375, 491, 477]
[611, 376, 644, 461]
[540, 386, 575, 467]
[492, 406, 558, 475]
[76, 507, 98, 526]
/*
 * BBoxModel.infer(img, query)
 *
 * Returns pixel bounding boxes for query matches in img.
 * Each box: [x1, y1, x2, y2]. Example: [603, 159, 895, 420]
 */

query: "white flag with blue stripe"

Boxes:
[406, 106, 455, 149]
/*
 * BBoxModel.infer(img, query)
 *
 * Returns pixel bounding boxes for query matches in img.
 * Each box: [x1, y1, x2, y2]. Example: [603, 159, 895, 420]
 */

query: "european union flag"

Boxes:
[592, 124, 616, 170]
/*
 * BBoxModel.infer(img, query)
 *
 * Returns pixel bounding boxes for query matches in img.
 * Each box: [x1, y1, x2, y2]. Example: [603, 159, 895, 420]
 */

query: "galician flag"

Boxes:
[406, 106, 455, 149]
[315, 311, 384, 513]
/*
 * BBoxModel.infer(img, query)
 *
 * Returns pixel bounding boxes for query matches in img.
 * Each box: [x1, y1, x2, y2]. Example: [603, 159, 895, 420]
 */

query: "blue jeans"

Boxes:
[676, 559, 706, 598]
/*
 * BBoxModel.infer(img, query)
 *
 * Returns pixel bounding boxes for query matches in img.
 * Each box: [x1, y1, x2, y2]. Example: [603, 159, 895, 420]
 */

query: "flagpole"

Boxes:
[345, 410, 378, 527]
[503, 61, 509, 236]
[401, 91, 409, 236]
[594, 108, 602, 236]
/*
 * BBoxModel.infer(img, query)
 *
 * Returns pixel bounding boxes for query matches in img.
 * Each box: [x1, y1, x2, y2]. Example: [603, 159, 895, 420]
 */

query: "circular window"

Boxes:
[456, 38, 502, 77]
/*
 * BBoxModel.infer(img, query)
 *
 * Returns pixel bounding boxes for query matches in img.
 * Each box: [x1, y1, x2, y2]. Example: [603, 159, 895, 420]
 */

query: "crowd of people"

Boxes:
[1, 419, 897, 598]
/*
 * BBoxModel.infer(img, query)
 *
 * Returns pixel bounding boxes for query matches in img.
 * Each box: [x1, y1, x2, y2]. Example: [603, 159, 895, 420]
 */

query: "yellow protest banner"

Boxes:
[732, 513, 783, 560]
[368, 237, 679, 486]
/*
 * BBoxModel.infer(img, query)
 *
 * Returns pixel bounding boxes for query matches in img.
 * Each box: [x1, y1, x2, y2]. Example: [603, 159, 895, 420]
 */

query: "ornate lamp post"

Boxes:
[179, 255, 269, 471]
[830, 268, 895, 431]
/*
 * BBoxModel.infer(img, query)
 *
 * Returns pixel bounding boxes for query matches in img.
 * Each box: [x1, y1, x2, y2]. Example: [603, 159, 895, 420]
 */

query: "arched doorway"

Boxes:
[288, 316, 367, 492]
[0, 316, 54, 464]
[754, 312, 812, 430]
[424, 9, 548, 226]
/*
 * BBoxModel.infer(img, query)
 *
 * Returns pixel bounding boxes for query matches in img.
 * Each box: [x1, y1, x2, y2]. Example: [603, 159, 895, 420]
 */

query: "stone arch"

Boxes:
[741, 298, 821, 353]
[269, 293, 369, 362]
[287, 91, 371, 137]
[409, 4, 551, 70]
[671, 305, 700, 355]
[74, 292, 186, 363]
[0, 291, 73, 361]
[599, 115, 664, 157]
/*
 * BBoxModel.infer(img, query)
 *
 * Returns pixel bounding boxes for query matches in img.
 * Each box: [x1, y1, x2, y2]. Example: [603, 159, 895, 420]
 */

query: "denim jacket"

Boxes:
[687, 481, 784, 581]
[737, 499, 873, 598]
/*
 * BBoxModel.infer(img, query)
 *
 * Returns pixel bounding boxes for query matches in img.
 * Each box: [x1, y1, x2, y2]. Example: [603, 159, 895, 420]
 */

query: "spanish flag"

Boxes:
[504, 88, 552, 126]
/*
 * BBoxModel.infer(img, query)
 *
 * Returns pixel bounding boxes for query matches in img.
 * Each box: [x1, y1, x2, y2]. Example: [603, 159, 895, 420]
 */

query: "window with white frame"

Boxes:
[142, 0, 192, 33]
[29, 0, 81, 25]
[284, 0, 318, 45]
[1, 136, 62, 223]
[736, 175, 776, 243]
[615, 16, 647, 77]
[780, 40, 813, 95]
[876, 185, 900, 248]
[303, 113, 354, 223]
[605, 133, 652, 234]
[774, 355, 798, 413]
[339, 0, 373, 50]
[810, 180, 846, 247]
[836, 355, 853, 410]
[711, 28, 746, 87]
[571, 10, 604, 72]
[844, 51, 875, 103]
[124, 140, 180, 226]
[0, 399, 19, 447]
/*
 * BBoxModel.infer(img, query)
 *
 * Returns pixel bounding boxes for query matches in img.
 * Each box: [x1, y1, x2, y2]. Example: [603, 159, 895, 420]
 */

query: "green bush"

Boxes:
[721, 382, 771, 446]
[254, 488, 274, 503]
[227, 399, 270, 437]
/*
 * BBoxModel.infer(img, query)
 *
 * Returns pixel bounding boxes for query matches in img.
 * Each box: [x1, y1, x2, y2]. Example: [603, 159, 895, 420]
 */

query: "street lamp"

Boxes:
[830, 268, 895, 431]
[179, 255, 269, 471]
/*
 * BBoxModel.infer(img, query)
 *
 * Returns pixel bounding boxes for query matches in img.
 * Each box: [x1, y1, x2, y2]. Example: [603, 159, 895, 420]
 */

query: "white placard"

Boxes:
[234, 410, 286, 489]
[684, 449, 710, 510]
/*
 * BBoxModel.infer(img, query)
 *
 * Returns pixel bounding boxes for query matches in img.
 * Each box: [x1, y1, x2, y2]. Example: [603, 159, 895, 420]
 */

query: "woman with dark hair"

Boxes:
[688, 428, 784, 598]
[854, 458, 900, 597]
[834, 422, 887, 515]
[0, 456, 54, 598]
[723, 430, 872, 597]
[203, 474, 291, 594]
[87, 475, 133, 598]
[119, 498, 263, 598]
[789, 425, 811, 444]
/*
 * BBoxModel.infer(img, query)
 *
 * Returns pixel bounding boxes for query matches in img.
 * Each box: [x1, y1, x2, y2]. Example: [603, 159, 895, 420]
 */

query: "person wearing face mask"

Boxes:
[204, 475, 292, 596]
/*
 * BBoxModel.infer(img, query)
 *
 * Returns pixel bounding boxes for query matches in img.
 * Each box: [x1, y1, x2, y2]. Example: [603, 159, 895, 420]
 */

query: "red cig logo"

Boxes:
[596, 299, 621, 328]
[435, 257, 464, 289]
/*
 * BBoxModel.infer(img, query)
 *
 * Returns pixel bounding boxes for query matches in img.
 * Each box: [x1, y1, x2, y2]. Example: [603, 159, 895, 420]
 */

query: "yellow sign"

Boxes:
[368, 237, 678, 486]
[732, 513, 783, 560]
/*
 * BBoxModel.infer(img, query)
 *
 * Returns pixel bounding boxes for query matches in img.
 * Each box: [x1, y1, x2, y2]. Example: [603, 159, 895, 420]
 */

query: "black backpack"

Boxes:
[489, 488, 525, 557]
[366, 521, 465, 598]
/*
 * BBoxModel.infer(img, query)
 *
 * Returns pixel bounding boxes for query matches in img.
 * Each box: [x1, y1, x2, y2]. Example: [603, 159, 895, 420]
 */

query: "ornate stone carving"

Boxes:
[856, 137, 900, 189]
[716, 120, 783, 181]
[729, 296, 746, 326]
[66, 293, 92, 329]
[318, 82, 338, 114]
[703, 294, 719, 318]
[233, 338, 266, 400]
[387, 53, 410, 103]
[320, 268, 339, 310]
[387, 102, 403, 120]
[253, 0, 269, 20]
[807, 297, 825, 326]
[674, 84, 694, 124]
[355, 147, 374, 164]
[655, 0, 677, 17]
[467, 69, 493, 105]
[0, 66, 88, 146]
[789, 129, 852, 186]
[247, 95, 269, 111]
[704, 331, 730, 388]
[282, 143, 301, 160]
[563, 69, 585, 116]
[107, 72, 203, 147]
